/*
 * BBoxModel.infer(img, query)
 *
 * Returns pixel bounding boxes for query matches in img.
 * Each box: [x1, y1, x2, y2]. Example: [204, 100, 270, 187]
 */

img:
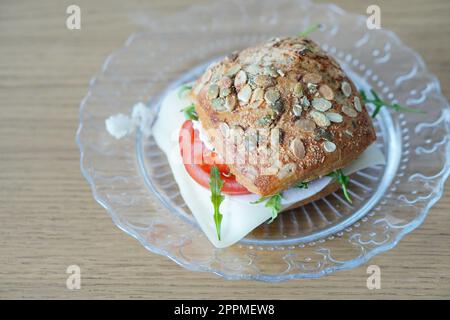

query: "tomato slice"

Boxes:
[179, 120, 251, 195]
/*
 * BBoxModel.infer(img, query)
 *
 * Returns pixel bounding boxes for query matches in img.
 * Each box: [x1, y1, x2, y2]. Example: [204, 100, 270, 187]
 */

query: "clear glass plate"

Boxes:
[77, 0, 450, 281]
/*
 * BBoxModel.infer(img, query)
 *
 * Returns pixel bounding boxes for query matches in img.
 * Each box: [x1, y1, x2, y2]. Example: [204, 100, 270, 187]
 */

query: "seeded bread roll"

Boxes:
[191, 36, 376, 196]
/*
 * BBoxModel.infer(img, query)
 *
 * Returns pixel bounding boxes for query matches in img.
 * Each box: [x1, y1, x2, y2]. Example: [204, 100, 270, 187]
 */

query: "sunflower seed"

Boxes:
[319, 84, 334, 100]
[342, 105, 357, 117]
[277, 69, 285, 77]
[341, 81, 352, 97]
[354, 96, 362, 112]
[310, 110, 330, 127]
[325, 112, 343, 123]
[237, 84, 252, 104]
[293, 82, 303, 97]
[206, 84, 219, 100]
[225, 64, 241, 77]
[312, 98, 332, 112]
[292, 104, 302, 117]
[254, 75, 275, 88]
[224, 94, 236, 111]
[303, 73, 322, 84]
[264, 88, 280, 105]
[277, 163, 297, 179]
[323, 141, 336, 152]
[290, 138, 305, 159]
[295, 118, 316, 132]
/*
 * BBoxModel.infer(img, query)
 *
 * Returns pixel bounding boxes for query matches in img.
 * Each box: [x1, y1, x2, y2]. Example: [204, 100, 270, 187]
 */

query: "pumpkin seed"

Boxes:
[303, 73, 322, 84]
[201, 69, 212, 83]
[234, 70, 247, 88]
[323, 141, 336, 152]
[220, 87, 231, 97]
[341, 81, 352, 97]
[295, 118, 316, 132]
[312, 98, 332, 112]
[310, 110, 330, 127]
[307, 82, 318, 94]
[292, 104, 302, 117]
[354, 96, 362, 112]
[246, 64, 261, 75]
[342, 105, 357, 117]
[300, 96, 310, 108]
[264, 88, 280, 105]
[325, 112, 343, 123]
[264, 66, 278, 77]
[224, 94, 236, 111]
[319, 84, 334, 100]
[237, 84, 252, 104]
[206, 84, 219, 100]
[270, 128, 281, 146]
[251, 87, 264, 102]
[254, 75, 275, 88]
[293, 82, 303, 97]
[314, 128, 333, 141]
[225, 64, 241, 77]
[290, 138, 305, 159]
[219, 76, 232, 88]
[257, 115, 272, 126]
[219, 122, 230, 137]
[211, 98, 226, 111]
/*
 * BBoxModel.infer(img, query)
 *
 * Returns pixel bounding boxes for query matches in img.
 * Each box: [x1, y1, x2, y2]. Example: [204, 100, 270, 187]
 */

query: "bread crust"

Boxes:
[191, 37, 376, 196]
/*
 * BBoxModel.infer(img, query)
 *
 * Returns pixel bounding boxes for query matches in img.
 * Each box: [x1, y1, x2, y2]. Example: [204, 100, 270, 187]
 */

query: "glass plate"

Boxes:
[76, 0, 450, 281]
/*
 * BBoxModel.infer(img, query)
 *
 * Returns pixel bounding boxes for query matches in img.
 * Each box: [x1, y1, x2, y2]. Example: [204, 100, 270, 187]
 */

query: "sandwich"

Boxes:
[152, 36, 385, 248]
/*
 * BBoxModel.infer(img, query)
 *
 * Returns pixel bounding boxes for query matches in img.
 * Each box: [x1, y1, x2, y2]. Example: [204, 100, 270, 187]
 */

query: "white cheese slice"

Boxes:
[152, 87, 385, 248]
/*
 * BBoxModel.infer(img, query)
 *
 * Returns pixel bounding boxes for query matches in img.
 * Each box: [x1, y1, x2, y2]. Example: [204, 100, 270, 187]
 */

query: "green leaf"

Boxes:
[178, 84, 192, 98]
[180, 103, 198, 121]
[209, 166, 224, 241]
[251, 193, 282, 223]
[327, 169, 352, 204]
[295, 181, 309, 189]
[359, 89, 425, 118]
[299, 23, 321, 37]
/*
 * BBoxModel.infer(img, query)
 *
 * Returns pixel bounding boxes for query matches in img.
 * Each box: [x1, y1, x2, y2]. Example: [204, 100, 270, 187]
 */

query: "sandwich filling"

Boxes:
[152, 86, 385, 248]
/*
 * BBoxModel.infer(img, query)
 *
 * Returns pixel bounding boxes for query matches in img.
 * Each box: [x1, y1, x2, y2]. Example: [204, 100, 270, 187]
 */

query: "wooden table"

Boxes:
[1, 0, 449, 299]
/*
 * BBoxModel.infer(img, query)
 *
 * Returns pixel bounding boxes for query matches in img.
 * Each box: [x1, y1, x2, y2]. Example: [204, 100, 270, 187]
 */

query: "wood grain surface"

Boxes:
[1, 0, 449, 299]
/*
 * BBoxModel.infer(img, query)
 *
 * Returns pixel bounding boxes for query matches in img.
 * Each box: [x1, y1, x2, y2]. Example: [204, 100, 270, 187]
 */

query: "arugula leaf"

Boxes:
[251, 193, 282, 223]
[209, 166, 224, 241]
[299, 23, 321, 37]
[359, 89, 425, 118]
[180, 103, 198, 121]
[327, 169, 352, 204]
[178, 84, 192, 98]
[295, 181, 309, 189]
